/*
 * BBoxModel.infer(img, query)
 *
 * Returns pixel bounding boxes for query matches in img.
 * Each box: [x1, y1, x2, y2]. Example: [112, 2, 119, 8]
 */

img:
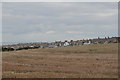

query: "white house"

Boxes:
[63, 42, 69, 46]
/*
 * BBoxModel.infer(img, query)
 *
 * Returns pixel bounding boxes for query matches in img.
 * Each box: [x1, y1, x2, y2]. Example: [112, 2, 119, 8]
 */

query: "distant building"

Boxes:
[2, 36, 120, 51]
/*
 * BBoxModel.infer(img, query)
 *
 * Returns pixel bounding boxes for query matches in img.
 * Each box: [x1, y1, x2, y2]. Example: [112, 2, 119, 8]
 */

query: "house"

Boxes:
[63, 40, 70, 46]
[83, 40, 91, 45]
[109, 37, 120, 43]
[54, 41, 62, 47]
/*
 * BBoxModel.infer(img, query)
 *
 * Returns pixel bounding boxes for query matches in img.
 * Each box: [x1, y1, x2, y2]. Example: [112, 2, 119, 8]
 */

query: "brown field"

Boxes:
[2, 43, 118, 78]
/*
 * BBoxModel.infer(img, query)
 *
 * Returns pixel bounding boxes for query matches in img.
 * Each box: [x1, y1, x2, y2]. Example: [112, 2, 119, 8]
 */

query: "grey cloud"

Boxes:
[2, 2, 118, 42]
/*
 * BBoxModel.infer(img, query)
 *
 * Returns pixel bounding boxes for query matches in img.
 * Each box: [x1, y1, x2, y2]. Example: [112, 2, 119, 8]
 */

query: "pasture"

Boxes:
[2, 43, 118, 78]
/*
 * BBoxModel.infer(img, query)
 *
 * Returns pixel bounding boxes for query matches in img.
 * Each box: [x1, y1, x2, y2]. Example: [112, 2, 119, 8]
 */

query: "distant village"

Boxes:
[1, 36, 120, 51]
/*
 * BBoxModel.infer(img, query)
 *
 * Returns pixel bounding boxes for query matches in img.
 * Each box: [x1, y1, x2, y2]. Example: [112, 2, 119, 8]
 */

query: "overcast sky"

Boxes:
[2, 2, 118, 43]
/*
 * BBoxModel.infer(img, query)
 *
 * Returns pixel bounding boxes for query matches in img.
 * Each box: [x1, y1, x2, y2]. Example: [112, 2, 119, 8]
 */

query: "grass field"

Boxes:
[2, 43, 118, 78]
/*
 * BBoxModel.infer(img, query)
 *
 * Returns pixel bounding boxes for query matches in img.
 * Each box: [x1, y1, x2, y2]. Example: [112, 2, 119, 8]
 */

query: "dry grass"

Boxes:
[2, 43, 118, 78]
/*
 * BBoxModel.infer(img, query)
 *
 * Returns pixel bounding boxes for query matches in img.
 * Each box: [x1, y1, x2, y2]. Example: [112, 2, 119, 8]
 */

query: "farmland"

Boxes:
[2, 43, 118, 78]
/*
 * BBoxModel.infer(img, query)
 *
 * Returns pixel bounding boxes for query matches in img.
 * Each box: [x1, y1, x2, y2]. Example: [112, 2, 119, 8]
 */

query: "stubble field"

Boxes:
[2, 43, 118, 78]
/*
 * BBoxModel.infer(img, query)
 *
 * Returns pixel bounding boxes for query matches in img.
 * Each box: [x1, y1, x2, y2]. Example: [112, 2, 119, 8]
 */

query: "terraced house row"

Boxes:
[1, 37, 120, 51]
